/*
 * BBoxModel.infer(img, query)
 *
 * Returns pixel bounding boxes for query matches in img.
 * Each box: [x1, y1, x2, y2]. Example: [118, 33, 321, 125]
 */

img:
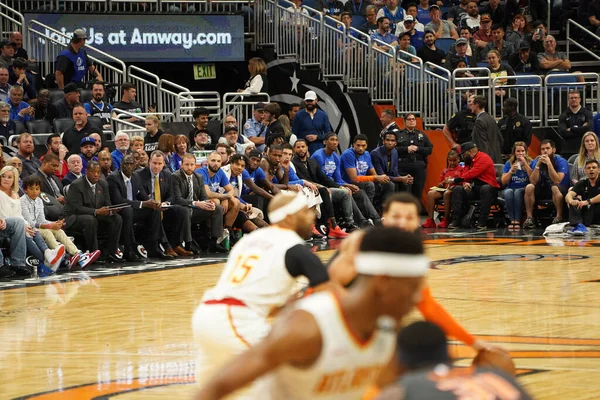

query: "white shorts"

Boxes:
[192, 302, 271, 398]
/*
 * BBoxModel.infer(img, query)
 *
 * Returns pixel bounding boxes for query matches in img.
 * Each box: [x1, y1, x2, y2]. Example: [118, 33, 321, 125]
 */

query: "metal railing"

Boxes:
[370, 40, 397, 104]
[158, 79, 192, 120]
[394, 50, 423, 117]
[345, 28, 371, 91]
[492, 75, 544, 125]
[566, 19, 600, 63]
[423, 63, 452, 129]
[112, 109, 175, 136]
[0, 2, 24, 39]
[255, 0, 276, 48]
[176, 91, 221, 122]
[222, 92, 270, 131]
[321, 15, 346, 80]
[544, 72, 600, 125]
[297, 6, 322, 69]
[275, 0, 298, 59]
[127, 65, 160, 116]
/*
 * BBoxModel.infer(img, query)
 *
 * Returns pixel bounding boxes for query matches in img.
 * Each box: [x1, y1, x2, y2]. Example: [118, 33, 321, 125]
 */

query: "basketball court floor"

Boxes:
[1, 228, 599, 399]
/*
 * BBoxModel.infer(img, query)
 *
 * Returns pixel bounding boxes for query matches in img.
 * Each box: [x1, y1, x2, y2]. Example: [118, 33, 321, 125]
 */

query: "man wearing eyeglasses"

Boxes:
[359, 5, 379, 35]
[397, 113, 433, 203]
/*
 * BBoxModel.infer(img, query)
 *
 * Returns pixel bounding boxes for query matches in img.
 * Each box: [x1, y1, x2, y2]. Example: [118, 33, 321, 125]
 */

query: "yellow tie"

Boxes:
[154, 175, 162, 219]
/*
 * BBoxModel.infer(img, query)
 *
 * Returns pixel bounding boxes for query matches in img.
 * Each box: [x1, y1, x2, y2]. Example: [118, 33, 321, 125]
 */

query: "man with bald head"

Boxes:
[97, 150, 113, 179]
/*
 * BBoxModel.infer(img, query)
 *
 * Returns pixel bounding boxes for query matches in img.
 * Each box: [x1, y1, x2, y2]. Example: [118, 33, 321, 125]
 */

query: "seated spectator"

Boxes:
[570, 132, 600, 185]
[498, 98, 532, 156]
[7, 156, 24, 195]
[0, 40, 15, 69]
[130, 135, 144, 153]
[107, 154, 172, 260]
[403, 3, 425, 33]
[222, 113, 250, 145]
[111, 132, 130, 171]
[473, 14, 494, 49]
[417, 30, 446, 66]
[523, 139, 570, 228]
[447, 0, 468, 26]
[6, 85, 33, 123]
[316, 0, 344, 21]
[15, 133, 41, 179]
[191, 129, 210, 153]
[508, 41, 541, 74]
[90, 132, 103, 155]
[34, 153, 66, 220]
[425, 5, 458, 39]
[538, 35, 583, 82]
[238, 57, 268, 95]
[0, 102, 16, 140]
[263, 102, 285, 142]
[112, 82, 146, 125]
[371, 17, 399, 49]
[0, 67, 10, 102]
[21, 175, 97, 271]
[135, 148, 149, 170]
[422, 149, 463, 229]
[97, 150, 113, 179]
[170, 134, 190, 171]
[481, 24, 515, 62]
[565, 160, 600, 235]
[505, 0, 547, 33]
[341, 134, 394, 210]
[62, 104, 98, 155]
[400, 19, 425, 51]
[360, 5, 379, 35]
[9, 32, 29, 61]
[483, 50, 515, 99]
[54, 83, 80, 120]
[216, 143, 233, 166]
[32, 89, 58, 122]
[240, 149, 281, 212]
[397, 113, 433, 200]
[79, 137, 98, 174]
[292, 91, 333, 155]
[464, 1, 481, 29]
[62, 154, 83, 186]
[144, 114, 164, 157]
[62, 161, 122, 262]
[277, 114, 296, 144]
[481, 0, 505, 25]
[526, 20, 547, 55]
[397, 32, 419, 61]
[376, 0, 405, 33]
[172, 153, 226, 253]
[501, 142, 533, 230]
[505, 13, 527, 48]
[444, 37, 477, 71]
[344, 0, 368, 16]
[443, 94, 476, 150]
[470, 95, 503, 164]
[219, 125, 248, 156]
[84, 82, 113, 130]
[41, 134, 69, 181]
[157, 133, 175, 172]
[9, 58, 36, 102]
[189, 107, 219, 149]
[558, 90, 594, 140]
[371, 131, 414, 193]
[448, 142, 501, 229]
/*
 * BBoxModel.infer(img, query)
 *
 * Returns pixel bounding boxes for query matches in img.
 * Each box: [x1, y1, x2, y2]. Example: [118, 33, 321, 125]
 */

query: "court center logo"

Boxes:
[431, 254, 590, 269]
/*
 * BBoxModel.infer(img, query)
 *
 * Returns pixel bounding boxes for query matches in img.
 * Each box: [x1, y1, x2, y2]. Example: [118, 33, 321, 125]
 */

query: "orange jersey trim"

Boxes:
[356, 175, 375, 182]
[332, 292, 375, 349]
[227, 305, 251, 348]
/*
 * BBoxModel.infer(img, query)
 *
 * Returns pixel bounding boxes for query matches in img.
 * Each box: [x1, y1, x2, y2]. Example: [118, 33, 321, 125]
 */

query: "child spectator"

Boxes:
[422, 149, 464, 228]
[20, 175, 100, 271]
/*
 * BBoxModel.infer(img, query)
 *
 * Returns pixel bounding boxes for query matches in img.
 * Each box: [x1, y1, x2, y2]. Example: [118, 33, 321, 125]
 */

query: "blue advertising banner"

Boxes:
[25, 13, 245, 62]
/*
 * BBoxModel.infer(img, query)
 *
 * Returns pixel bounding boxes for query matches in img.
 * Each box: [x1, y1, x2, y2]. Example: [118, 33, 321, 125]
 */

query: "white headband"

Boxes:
[355, 252, 429, 277]
[269, 194, 308, 223]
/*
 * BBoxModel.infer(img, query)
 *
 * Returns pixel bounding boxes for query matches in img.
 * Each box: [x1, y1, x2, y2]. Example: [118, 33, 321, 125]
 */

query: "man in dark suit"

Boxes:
[35, 153, 66, 221]
[470, 95, 503, 164]
[378, 109, 401, 147]
[62, 154, 83, 186]
[107, 154, 164, 261]
[134, 150, 192, 257]
[62, 161, 122, 262]
[371, 132, 414, 192]
[172, 153, 226, 254]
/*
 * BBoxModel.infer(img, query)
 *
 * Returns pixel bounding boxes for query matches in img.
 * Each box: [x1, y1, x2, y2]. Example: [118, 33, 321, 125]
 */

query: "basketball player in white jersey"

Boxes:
[192, 192, 332, 391]
[195, 226, 428, 400]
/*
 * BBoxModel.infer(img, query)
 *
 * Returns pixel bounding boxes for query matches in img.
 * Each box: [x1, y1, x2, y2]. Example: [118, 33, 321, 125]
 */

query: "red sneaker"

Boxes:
[437, 219, 450, 228]
[328, 225, 349, 239]
[421, 218, 437, 229]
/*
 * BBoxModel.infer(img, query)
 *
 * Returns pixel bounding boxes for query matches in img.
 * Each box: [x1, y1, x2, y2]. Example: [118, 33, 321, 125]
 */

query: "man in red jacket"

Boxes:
[448, 141, 500, 230]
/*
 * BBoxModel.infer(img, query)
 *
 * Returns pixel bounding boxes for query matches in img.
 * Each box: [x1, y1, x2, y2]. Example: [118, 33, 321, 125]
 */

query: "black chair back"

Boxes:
[27, 119, 53, 134]
[53, 118, 75, 134]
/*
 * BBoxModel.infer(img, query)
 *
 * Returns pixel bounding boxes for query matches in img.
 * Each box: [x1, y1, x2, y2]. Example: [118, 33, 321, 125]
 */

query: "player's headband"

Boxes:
[355, 253, 429, 277]
[269, 194, 308, 223]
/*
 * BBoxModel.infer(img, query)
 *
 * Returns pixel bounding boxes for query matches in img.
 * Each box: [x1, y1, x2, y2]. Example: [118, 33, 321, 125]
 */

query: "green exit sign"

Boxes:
[193, 64, 216, 80]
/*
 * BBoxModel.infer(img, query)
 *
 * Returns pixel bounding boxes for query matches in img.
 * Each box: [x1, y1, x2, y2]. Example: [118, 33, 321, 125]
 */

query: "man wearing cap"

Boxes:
[443, 37, 477, 70]
[243, 103, 268, 152]
[481, 24, 515, 62]
[473, 14, 494, 48]
[0, 40, 15, 69]
[55, 29, 102, 89]
[219, 125, 249, 155]
[508, 41, 541, 74]
[54, 82, 81, 119]
[376, 0, 405, 34]
[448, 142, 500, 229]
[292, 91, 333, 155]
[425, 5, 458, 39]
[399, 16, 425, 50]
[417, 30, 446, 66]
[404, 3, 426, 32]
[62, 104, 98, 155]
[79, 137, 98, 174]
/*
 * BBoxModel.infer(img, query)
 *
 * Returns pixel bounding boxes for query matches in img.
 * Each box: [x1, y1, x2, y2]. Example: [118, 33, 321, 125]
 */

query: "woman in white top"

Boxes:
[571, 131, 600, 185]
[0, 166, 64, 276]
[238, 57, 268, 95]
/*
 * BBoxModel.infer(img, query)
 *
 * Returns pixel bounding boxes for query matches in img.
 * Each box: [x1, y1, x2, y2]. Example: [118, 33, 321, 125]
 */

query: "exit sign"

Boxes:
[194, 64, 216, 80]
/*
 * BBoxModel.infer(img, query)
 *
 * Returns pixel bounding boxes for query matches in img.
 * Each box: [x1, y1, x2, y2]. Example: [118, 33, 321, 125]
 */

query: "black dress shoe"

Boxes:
[0, 266, 15, 278]
[149, 249, 174, 260]
[343, 224, 359, 233]
[125, 253, 145, 262]
[185, 241, 202, 255]
[11, 265, 32, 277]
[105, 254, 122, 263]
[208, 242, 229, 254]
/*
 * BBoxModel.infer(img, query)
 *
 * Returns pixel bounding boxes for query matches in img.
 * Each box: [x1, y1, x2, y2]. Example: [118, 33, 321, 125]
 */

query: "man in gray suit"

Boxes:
[171, 153, 226, 253]
[470, 95, 503, 164]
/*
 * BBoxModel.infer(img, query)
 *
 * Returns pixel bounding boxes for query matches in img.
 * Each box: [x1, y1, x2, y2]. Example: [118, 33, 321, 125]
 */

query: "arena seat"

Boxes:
[53, 118, 75, 134]
[14, 121, 26, 135]
[80, 89, 93, 104]
[27, 119, 53, 134]
[435, 38, 455, 54]
[48, 89, 63, 105]
[161, 121, 195, 136]
[87, 116, 104, 132]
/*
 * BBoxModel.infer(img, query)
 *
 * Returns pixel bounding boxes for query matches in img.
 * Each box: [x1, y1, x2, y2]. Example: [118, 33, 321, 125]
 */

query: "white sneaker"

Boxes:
[44, 245, 66, 272]
[217, 228, 230, 245]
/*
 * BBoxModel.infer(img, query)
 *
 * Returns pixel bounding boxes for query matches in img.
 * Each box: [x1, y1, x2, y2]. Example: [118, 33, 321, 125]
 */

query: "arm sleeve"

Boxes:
[460, 157, 492, 182]
[417, 286, 476, 346]
[287, 168, 304, 186]
[241, 75, 263, 95]
[557, 112, 569, 136]
[285, 244, 330, 287]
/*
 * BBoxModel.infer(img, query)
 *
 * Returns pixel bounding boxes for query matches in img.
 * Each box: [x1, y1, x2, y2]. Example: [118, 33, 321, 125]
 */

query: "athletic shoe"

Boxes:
[66, 254, 80, 270]
[137, 245, 148, 259]
[421, 218, 437, 229]
[568, 223, 588, 236]
[552, 216, 563, 225]
[311, 225, 325, 239]
[437, 219, 450, 228]
[315, 224, 328, 237]
[522, 217, 535, 229]
[447, 220, 460, 230]
[79, 250, 101, 269]
[0, 266, 15, 278]
[343, 223, 359, 233]
[44, 245, 66, 272]
[328, 225, 348, 239]
[216, 228, 230, 245]
[37, 263, 56, 278]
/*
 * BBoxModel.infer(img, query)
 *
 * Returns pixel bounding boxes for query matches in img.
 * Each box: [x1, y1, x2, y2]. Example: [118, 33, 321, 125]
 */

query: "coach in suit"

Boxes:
[172, 153, 225, 254]
[62, 161, 122, 262]
[35, 153, 65, 221]
[107, 154, 164, 261]
[470, 95, 503, 164]
[134, 150, 191, 257]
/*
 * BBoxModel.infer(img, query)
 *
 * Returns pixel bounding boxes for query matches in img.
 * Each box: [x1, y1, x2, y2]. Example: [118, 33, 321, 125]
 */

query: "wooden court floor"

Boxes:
[1, 232, 600, 399]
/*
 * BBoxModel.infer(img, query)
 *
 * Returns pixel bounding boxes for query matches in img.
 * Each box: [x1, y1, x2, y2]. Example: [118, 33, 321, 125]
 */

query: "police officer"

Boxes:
[497, 97, 532, 157]
[55, 29, 103, 89]
[442, 94, 476, 150]
[397, 113, 433, 201]
[243, 103, 267, 152]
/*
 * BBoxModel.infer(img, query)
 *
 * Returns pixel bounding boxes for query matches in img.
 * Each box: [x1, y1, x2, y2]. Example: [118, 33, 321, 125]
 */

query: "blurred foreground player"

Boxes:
[196, 226, 427, 400]
[192, 192, 331, 394]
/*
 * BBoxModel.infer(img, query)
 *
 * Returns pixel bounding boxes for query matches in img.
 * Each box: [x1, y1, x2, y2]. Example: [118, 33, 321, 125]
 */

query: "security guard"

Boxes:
[397, 113, 433, 202]
[497, 97, 532, 157]
[443, 94, 476, 150]
[54, 29, 102, 89]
